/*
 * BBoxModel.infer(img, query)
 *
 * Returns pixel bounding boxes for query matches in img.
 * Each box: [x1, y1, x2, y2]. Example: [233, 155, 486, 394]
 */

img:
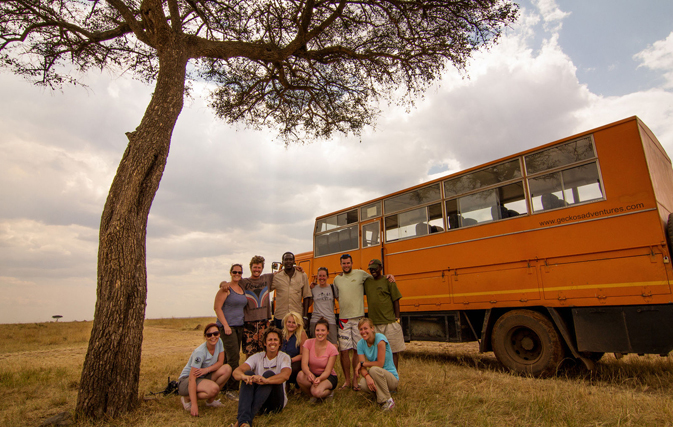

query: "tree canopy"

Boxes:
[1, 0, 517, 419]
[2, 0, 517, 140]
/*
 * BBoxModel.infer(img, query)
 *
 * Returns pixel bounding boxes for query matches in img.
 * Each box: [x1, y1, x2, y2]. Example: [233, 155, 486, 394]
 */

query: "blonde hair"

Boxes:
[357, 317, 375, 329]
[282, 311, 305, 349]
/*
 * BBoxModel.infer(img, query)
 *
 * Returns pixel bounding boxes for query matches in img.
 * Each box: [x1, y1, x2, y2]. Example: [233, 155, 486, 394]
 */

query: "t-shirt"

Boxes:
[272, 269, 311, 320]
[241, 273, 273, 322]
[245, 351, 292, 407]
[357, 333, 398, 380]
[311, 285, 338, 324]
[302, 338, 338, 376]
[363, 276, 402, 325]
[179, 340, 224, 379]
[334, 269, 371, 319]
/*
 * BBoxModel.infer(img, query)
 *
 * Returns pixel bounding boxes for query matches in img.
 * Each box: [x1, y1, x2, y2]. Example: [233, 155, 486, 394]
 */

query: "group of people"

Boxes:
[177, 253, 404, 426]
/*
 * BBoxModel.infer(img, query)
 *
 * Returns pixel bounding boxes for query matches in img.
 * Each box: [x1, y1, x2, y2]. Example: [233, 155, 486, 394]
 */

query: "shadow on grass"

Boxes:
[403, 343, 673, 394]
[554, 354, 673, 393]
[403, 346, 508, 374]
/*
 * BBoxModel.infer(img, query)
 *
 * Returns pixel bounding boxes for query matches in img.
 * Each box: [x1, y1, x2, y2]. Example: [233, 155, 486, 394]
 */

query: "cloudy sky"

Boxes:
[1, 0, 672, 324]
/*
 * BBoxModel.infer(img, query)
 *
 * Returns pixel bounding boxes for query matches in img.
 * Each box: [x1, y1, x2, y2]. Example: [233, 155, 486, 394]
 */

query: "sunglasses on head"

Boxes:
[205, 331, 220, 338]
[340, 254, 351, 260]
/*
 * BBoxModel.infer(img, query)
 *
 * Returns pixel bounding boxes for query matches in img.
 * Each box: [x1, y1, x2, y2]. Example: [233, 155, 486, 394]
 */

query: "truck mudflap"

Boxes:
[573, 304, 673, 354]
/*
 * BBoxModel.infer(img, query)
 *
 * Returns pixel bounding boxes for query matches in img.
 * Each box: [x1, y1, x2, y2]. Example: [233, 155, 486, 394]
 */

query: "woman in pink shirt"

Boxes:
[297, 317, 338, 402]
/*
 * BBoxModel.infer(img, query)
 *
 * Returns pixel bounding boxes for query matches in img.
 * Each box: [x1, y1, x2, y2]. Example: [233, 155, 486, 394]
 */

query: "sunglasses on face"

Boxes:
[205, 331, 220, 338]
[232, 272, 243, 275]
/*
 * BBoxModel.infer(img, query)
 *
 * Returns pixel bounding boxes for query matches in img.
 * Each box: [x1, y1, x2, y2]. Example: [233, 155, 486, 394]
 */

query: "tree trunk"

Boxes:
[76, 41, 188, 418]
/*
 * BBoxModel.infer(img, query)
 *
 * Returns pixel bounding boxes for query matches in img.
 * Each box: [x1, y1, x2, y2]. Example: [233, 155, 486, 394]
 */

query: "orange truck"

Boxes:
[295, 116, 673, 375]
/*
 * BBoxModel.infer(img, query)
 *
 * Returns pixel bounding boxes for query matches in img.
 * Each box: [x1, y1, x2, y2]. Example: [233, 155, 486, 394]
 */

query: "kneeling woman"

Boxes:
[178, 323, 233, 416]
[297, 317, 338, 402]
[231, 327, 292, 427]
[356, 317, 399, 411]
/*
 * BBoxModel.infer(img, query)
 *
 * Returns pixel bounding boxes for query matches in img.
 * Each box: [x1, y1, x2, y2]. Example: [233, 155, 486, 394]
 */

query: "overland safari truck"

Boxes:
[295, 116, 673, 375]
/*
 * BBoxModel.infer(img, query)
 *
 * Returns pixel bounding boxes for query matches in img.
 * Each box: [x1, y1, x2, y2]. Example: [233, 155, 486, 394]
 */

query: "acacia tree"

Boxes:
[0, 0, 517, 419]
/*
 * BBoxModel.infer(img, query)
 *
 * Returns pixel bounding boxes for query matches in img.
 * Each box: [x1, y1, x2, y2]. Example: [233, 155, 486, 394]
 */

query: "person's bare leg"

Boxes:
[311, 380, 334, 399]
[297, 371, 314, 396]
[393, 353, 399, 371]
[339, 350, 351, 389]
[351, 350, 360, 389]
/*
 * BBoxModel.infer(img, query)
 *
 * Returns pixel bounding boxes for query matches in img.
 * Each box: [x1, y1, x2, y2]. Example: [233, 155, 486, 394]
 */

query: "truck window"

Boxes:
[361, 202, 381, 220]
[384, 184, 441, 214]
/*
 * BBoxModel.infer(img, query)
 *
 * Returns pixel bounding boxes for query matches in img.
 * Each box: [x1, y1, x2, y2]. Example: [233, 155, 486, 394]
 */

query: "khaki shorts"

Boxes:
[177, 372, 213, 396]
[338, 317, 363, 351]
[375, 322, 406, 353]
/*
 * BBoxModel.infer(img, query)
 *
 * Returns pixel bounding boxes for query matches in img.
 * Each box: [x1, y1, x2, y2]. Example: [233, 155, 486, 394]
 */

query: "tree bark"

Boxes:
[76, 39, 188, 418]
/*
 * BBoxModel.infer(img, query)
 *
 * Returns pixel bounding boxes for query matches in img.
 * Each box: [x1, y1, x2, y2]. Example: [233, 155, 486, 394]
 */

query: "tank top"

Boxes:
[217, 288, 247, 327]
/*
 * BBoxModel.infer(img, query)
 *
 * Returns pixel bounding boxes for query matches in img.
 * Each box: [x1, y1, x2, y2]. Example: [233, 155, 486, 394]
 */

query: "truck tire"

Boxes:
[491, 309, 565, 376]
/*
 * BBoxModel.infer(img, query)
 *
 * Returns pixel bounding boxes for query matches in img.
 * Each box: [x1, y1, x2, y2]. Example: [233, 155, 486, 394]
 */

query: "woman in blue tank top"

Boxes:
[214, 263, 248, 399]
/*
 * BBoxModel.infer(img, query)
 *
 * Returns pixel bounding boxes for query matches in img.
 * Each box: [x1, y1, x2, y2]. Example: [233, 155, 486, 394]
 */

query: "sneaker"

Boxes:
[180, 396, 192, 411]
[381, 398, 395, 411]
[324, 391, 334, 403]
[225, 391, 239, 402]
[309, 397, 318, 404]
[206, 399, 225, 408]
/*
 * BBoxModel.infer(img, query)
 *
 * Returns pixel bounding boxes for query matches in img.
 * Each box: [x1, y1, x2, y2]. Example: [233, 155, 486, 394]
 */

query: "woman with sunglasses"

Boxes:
[214, 263, 248, 400]
[178, 323, 232, 416]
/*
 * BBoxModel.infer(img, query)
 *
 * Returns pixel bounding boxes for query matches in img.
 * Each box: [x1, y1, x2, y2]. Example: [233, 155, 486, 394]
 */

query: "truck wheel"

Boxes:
[491, 310, 564, 376]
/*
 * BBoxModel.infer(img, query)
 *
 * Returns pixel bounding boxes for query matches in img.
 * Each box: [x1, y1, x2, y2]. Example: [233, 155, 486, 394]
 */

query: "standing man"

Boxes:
[271, 252, 311, 329]
[363, 259, 405, 370]
[333, 253, 371, 390]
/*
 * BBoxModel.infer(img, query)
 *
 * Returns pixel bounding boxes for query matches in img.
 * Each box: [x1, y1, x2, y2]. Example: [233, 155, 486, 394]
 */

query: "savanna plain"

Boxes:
[2, 317, 673, 426]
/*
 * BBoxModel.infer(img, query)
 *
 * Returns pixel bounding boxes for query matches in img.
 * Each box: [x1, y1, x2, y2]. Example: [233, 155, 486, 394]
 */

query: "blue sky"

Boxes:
[555, 0, 673, 96]
[1, 0, 672, 323]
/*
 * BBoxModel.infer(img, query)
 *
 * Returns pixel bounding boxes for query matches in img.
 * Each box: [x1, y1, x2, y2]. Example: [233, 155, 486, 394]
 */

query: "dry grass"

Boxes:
[2, 318, 673, 426]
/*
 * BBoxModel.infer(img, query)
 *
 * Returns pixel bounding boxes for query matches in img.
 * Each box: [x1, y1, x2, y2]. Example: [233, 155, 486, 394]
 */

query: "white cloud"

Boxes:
[635, 31, 673, 88]
[532, 0, 570, 32]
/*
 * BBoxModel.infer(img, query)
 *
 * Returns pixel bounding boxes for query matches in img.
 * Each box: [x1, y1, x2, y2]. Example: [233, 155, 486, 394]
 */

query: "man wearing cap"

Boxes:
[363, 258, 405, 370]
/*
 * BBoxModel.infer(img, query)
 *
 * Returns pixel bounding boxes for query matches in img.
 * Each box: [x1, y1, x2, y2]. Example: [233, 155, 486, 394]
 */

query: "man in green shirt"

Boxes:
[364, 259, 405, 370]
